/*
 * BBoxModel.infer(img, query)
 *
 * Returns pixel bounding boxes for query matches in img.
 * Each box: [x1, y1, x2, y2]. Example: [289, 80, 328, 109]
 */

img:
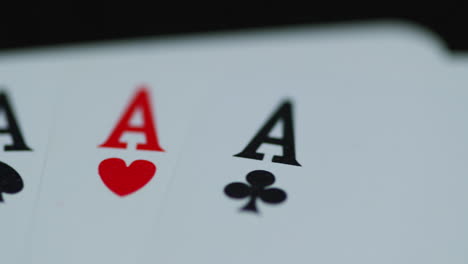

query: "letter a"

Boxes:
[99, 86, 164, 151]
[0, 92, 32, 151]
[234, 100, 301, 166]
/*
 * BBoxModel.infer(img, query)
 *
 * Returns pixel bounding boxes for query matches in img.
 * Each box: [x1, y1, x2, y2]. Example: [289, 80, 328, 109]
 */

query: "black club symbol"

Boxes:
[224, 170, 287, 213]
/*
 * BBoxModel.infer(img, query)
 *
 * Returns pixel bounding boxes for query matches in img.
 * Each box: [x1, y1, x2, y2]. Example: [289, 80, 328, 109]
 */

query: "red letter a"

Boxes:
[99, 86, 164, 152]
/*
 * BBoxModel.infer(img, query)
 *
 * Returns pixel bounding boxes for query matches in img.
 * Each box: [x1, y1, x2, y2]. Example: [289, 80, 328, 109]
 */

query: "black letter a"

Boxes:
[234, 100, 300, 166]
[0, 92, 32, 151]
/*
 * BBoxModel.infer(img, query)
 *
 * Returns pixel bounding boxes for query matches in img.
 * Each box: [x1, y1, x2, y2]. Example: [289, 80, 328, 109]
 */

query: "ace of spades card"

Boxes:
[30, 43, 213, 264]
[0, 56, 60, 264]
[141, 23, 468, 263]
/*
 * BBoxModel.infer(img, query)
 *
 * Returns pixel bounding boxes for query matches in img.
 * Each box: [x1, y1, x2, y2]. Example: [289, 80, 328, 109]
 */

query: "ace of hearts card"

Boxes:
[29, 42, 215, 264]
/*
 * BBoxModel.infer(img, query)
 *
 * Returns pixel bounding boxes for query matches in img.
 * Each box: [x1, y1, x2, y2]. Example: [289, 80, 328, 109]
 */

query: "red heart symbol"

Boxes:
[98, 158, 156, 197]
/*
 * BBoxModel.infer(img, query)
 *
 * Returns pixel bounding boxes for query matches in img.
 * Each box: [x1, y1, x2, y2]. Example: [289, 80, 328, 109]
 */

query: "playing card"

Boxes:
[0, 55, 61, 264]
[29, 43, 215, 263]
[140, 22, 468, 263]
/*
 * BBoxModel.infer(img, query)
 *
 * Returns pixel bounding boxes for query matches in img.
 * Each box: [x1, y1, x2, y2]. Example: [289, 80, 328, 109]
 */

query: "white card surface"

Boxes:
[139, 23, 468, 263]
[0, 56, 59, 264]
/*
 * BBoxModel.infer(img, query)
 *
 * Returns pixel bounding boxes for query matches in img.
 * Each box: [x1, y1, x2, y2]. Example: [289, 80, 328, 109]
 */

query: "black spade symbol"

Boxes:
[224, 170, 286, 213]
[0, 161, 23, 202]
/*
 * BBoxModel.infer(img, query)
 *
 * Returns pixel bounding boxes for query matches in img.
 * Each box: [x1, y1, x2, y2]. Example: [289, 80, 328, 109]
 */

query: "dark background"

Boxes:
[1, 5, 467, 52]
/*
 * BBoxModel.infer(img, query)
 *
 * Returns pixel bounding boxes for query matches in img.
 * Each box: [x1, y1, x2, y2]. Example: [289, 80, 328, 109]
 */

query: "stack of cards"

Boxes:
[1, 21, 467, 264]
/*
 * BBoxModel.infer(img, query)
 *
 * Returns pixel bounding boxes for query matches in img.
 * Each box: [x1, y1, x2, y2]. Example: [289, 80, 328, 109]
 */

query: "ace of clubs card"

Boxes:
[141, 23, 468, 264]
